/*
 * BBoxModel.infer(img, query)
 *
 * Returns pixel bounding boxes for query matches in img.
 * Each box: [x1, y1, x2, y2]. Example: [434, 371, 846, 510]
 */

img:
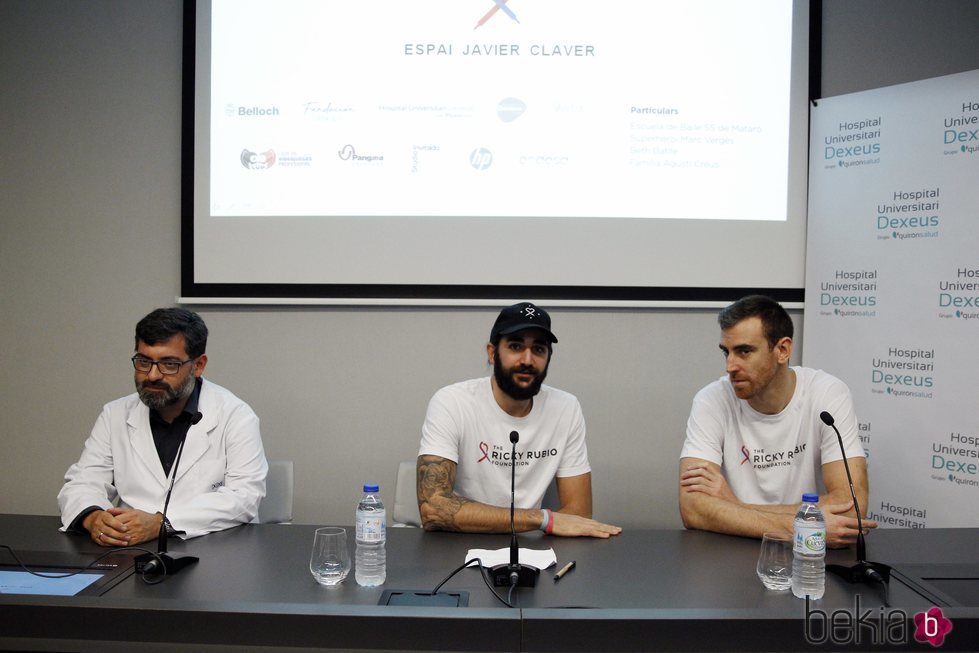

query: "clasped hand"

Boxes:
[83, 508, 162, 547]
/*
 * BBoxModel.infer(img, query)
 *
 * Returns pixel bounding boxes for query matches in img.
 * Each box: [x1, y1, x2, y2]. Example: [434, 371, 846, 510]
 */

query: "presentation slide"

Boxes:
[188, 0, 810, 300]
[209, 0, 791, 221]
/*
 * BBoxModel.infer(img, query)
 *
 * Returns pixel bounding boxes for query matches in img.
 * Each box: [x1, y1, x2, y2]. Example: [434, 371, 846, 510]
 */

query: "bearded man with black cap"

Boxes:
[416, 302, 622, 538]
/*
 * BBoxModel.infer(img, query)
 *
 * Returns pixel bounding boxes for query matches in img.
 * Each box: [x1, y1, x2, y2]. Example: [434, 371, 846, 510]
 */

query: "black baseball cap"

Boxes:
[489, 302, 558, 343]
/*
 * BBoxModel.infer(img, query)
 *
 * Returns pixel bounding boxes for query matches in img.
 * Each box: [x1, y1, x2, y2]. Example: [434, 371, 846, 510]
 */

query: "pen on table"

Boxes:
[554, 560, 576, 581]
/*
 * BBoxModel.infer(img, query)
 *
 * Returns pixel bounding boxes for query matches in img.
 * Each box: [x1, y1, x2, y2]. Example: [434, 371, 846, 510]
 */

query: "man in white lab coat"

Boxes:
[58, 308, 268, 545]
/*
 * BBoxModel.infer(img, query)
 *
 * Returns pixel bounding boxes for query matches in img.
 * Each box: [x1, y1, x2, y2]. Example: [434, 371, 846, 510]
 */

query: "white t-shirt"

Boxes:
[419, 377, 591, 509]
[680, 367, 865, 505]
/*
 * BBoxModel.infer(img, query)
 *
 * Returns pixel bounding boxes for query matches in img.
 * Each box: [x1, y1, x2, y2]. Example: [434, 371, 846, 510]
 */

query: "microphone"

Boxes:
[819, 411, 890, 587]
[134, 412, 203, 577]
[490, 430, 540, 588]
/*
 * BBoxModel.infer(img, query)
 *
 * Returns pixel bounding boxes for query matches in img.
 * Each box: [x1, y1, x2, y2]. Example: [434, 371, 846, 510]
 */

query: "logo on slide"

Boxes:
[226, 103, 280, 118]
[497, 97, 527, 122]
[240, 149, 276, 170]
[475, 0, 520, 29]
[469, 148, 493, 170]
[411, 144, 441, 173]
[337, 144, 384, 163]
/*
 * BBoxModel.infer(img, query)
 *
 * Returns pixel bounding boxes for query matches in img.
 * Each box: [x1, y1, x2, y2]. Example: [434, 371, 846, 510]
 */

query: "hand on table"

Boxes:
[549, 512, 622, 539]
[822, 501, 878, 548]
[83, 508, 162, 547]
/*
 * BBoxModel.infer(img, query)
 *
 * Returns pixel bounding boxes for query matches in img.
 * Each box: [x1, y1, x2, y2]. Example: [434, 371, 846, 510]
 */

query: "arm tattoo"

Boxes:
[416, 455, 472, 532]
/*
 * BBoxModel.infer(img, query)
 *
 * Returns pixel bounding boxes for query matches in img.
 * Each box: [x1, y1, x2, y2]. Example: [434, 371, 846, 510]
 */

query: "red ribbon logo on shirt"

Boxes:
[741, 445, 751, 465]
[477, 441, 490, 463]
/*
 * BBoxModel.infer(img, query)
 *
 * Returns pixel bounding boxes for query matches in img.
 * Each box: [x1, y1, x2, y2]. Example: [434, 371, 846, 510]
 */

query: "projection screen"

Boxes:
[183, 0, 812, 304]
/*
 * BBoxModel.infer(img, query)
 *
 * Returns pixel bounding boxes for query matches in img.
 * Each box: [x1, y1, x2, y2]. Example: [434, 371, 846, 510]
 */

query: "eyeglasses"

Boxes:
[131, 354, 195, 375]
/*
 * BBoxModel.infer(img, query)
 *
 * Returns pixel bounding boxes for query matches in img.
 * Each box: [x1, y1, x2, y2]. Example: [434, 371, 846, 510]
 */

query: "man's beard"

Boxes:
[136, 371, 196, 411]
[493, 353, 548, 401]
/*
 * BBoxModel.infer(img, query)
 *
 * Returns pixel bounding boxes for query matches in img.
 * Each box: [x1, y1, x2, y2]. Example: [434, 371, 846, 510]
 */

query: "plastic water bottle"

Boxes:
[791, 493, 826, 599]
[355, 483, 386, 586]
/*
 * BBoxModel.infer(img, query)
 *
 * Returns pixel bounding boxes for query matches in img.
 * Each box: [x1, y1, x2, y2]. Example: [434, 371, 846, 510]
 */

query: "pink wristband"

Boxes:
[542, 508, 554, 535]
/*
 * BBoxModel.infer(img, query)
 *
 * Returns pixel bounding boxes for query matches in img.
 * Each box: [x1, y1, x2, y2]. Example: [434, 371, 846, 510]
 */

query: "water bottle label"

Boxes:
[357, 514, 386, 542]
[794, 525, 825, 555]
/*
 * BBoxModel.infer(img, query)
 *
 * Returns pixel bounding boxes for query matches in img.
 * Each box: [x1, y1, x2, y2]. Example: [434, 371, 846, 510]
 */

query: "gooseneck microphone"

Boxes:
[135, 411, 203, 577]
[819, 411, 891, 590]
[490, 430, 540, 588]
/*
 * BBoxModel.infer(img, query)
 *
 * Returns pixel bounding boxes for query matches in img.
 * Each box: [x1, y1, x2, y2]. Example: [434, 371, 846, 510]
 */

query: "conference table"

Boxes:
[0, 515, 976, 652]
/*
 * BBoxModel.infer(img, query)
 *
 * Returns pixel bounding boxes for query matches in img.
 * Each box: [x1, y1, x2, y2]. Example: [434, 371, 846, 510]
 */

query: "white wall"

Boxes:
[819, 0, 979, 98]
[1, 0, 977, 528]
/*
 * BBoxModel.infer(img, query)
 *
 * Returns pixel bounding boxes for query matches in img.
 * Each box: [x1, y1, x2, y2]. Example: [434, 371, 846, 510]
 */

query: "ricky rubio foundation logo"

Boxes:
[476, 441, 555, 467]
[804, 597, 953, 647]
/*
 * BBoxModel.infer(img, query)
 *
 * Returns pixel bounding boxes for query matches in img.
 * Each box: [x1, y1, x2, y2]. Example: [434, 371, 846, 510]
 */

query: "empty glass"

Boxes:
[757, 532, 792, 590]
[310, 527, 351, 586]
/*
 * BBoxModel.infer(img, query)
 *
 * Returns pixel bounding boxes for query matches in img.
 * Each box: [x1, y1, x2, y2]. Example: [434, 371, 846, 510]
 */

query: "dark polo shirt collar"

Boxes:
[150, 378, 203, 478]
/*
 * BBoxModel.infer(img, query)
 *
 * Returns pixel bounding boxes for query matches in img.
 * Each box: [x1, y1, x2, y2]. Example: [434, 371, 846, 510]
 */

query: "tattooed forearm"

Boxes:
[416, 455, 473, 531]
[426, 494, 472, 532]
[417, 455, 455, 501]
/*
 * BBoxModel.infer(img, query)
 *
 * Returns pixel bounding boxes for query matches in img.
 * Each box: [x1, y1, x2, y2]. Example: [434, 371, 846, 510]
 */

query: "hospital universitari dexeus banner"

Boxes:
[804, 69, 979, 529]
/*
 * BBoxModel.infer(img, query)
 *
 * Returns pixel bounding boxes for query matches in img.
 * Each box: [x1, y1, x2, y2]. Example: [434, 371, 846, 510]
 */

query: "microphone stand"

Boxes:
[135, 414, 202, 576]
[819, 412, 891, 590]
[491, 431, 540, 588]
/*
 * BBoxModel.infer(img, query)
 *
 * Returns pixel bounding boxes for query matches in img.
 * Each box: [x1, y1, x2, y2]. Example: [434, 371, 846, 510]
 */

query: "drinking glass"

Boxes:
[757, 532, 792, 590]
[309, 527, 351, 586]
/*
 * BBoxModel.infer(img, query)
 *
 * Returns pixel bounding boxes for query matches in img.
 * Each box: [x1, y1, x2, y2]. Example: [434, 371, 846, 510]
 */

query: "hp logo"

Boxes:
[469, 148, 493, 170]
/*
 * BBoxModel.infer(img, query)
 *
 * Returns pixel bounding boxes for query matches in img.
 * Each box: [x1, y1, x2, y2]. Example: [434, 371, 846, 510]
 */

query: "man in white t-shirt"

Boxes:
[679, 295, 877, 547]
[417, 302, 622, 538]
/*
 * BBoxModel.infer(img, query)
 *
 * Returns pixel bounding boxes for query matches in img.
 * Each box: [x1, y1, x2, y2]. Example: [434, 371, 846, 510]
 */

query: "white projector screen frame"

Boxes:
[182, 0, 812, 304]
